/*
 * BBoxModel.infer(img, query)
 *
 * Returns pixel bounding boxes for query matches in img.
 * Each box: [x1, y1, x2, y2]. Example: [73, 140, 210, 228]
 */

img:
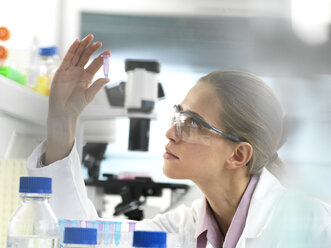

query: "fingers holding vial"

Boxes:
[85, 50, 111, 80]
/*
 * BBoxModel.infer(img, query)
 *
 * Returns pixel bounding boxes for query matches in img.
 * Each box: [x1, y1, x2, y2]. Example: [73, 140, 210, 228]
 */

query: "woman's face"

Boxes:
[163, 82, 235, 182]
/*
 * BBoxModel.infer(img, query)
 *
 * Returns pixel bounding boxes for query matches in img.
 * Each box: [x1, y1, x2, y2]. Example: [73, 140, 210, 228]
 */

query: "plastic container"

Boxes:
[63, 227, 97, 248]
[0, 65, 26, 85]
[34, 46, 59, 96]
[0, 26, 11, 41]
[0, 45, 8, 61]
[6, 176, 60, 248]
[132, 231, 166, 248]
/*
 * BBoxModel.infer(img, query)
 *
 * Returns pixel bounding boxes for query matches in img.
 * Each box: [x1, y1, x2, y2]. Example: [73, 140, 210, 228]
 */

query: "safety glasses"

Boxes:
[169, 105, 243, 145]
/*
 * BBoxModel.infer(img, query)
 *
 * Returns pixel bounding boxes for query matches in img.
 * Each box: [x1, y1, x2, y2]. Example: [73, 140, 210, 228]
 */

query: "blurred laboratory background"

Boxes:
[1, 0, 331, 244]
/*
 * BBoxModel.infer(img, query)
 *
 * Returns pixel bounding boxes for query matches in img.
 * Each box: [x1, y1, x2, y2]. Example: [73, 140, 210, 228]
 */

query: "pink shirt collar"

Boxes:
[195, 175, 259, 248]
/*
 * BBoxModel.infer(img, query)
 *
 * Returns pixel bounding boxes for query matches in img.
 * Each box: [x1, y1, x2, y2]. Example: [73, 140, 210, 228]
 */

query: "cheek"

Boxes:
[162, 145, 214, 179]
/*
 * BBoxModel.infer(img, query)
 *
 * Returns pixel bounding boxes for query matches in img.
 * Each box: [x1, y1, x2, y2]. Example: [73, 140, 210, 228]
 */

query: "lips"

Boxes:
[164, 147, 179, 160]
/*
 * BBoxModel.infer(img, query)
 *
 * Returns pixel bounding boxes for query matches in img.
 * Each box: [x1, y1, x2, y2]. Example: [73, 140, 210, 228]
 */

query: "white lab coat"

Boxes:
[27, 141, 331, 248]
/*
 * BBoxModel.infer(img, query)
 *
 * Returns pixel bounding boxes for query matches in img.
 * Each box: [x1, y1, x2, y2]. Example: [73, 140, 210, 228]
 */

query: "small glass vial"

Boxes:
[63, 227, 97, 248]
[132, 231, 167, 248]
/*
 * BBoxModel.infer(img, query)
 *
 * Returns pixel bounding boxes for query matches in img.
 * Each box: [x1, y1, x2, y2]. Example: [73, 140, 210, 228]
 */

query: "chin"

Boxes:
[162, 161, 187, 180]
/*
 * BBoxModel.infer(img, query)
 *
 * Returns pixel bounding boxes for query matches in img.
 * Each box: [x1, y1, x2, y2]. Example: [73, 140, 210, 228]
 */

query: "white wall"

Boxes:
[1, 0, 60, 49]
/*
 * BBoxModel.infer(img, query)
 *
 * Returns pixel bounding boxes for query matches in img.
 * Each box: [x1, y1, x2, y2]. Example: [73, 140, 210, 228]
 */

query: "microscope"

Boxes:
[82, 59, 188, 220]
[83, 59, 164, 180]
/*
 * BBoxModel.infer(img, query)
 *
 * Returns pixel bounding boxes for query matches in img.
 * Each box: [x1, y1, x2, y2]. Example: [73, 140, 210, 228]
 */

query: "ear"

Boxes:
[226, 142, 253, 170]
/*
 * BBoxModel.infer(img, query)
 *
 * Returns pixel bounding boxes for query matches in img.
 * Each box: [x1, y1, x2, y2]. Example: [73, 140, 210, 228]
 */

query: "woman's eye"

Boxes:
[180, 116, 200, 128]
[189, 118, 200, 128]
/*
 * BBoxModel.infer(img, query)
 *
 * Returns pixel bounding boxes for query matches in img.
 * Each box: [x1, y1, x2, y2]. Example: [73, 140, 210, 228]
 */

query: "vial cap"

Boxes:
[39, 46, 58, 56]
[19, 177, 52, 194]
[133, 231, 167, 247]
[0, 26, 10, 41]
[0, 45, 8, 60]
[63, 227, 98, 245]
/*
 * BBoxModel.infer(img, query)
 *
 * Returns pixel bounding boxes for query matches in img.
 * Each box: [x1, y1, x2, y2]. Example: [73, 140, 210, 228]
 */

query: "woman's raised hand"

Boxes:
[45, 34, 110, 165]
[49, 34, 110, 120]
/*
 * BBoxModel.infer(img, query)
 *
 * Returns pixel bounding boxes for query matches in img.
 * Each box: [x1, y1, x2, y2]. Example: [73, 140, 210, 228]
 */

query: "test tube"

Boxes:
[128, 222, 136, 232]
[59, 220, 66, 243]
[91, 221, 101, 244]
[59, 219, 66, 229]
[114, 221, 122, 246]
[103, 221, 111, 246]
[102, 54, 110, 78]
[85, 220, 93, 228]
[65, 220, 71, 227]
[98, 221, 104, 245]
[70, 220, 80, 227]
[110, 221, 115, 245]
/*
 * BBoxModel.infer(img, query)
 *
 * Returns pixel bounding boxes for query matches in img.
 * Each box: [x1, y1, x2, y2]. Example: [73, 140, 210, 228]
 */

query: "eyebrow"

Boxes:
[178, 104, 206, 121]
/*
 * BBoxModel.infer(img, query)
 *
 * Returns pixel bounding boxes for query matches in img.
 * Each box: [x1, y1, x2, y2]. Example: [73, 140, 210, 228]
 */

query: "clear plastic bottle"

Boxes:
[63, 227, 97, 248]
[34, 46, 59, 96]
[6, 176, 60, 248]
[132, 231, 167, 248]
[26, 36, 40, 89]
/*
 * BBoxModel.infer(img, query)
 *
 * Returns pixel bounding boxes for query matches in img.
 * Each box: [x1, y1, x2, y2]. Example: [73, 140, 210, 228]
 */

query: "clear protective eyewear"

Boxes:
[169, 105, 243, 145]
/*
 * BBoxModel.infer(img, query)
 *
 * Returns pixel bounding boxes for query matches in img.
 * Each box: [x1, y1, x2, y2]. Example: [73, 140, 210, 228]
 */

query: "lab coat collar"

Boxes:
[194, 198, 207, 238]
[244, 168, 285, 239]
[194, 198, 224, 247]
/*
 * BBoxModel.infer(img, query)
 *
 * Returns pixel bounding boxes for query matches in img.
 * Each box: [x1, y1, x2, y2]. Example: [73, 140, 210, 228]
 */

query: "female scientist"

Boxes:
[27, 34, 331, 248]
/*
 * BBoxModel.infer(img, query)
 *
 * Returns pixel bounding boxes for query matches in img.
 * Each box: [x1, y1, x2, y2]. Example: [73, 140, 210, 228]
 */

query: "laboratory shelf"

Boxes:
[0, 75, 48, 126]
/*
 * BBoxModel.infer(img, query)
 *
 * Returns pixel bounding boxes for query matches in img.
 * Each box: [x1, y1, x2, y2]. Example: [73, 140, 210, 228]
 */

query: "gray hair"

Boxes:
[198, 70, 286, 175]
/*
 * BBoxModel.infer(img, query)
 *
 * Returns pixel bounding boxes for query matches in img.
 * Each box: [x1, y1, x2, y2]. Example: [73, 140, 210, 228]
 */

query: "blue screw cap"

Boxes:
[133, 231, 167, 247]
[39, 46, 58, 56]
[63, 227, 97, 245]
[19, 177, 52, 194]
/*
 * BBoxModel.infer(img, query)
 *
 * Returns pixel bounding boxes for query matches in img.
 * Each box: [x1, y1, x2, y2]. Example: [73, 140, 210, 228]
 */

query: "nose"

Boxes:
[166, 123, 180, 143]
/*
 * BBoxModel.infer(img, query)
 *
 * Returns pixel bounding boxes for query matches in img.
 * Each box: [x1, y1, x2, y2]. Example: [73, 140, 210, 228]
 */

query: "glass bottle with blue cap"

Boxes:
[6, 176, 60, 248]
[34, 46, 59, 95]
[63, 227, 97, 248]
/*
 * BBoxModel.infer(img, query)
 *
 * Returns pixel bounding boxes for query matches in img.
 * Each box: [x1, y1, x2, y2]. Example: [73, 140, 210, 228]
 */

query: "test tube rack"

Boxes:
[59, 219, 137, 247]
